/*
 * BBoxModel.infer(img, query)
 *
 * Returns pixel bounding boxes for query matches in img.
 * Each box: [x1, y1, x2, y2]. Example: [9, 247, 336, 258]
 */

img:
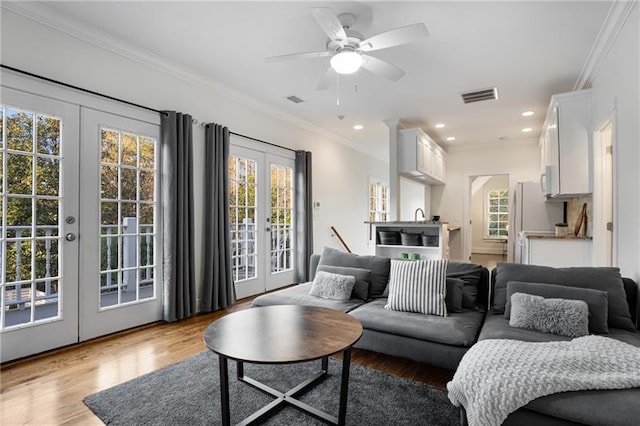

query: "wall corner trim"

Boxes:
[574, 1, 638, 90]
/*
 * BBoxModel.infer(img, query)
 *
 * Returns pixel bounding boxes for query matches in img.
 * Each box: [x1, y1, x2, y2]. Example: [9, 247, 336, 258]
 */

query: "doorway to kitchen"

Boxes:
[463, 174, 510, 263]
[592, 116, 615, 266]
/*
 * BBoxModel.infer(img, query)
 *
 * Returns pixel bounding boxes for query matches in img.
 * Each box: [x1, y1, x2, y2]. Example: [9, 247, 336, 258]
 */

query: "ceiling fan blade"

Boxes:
[311, 7, 347, 47]
[359, 23, 429, 52]
[265, 51, 330, 63]
[361, 55, 406, 82]
[316, 67, 335, 91]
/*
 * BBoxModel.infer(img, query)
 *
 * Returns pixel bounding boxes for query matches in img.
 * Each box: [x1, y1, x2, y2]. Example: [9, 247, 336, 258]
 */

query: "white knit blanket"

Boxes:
[447, 336, 640, 426]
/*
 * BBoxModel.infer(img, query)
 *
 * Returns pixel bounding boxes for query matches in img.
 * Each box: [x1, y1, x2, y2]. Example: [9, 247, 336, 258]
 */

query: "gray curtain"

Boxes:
[295, 151, 313, 283]
[200, 123, 236, 312]
[161, 111, 196, 322]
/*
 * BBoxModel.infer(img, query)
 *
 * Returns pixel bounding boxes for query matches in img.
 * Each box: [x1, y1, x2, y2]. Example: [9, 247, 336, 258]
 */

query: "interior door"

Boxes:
[0, 88, 80, 362]
[229, 146, 295, 299]
[79, 107, 162, 340]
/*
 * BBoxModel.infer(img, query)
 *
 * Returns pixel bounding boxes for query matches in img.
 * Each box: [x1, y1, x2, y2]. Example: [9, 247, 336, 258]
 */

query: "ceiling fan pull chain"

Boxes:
[336, 73, 340, 106]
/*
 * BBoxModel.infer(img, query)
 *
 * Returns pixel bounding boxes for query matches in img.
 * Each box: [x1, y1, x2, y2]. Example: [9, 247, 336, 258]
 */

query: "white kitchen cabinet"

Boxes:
[523, 237, 592, 267]
[398, 127, 446, 185]
[540, 89, 592, 198]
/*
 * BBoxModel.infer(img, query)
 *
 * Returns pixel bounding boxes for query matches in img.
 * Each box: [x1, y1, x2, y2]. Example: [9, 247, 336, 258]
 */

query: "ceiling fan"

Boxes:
[265, 8, 429, 90]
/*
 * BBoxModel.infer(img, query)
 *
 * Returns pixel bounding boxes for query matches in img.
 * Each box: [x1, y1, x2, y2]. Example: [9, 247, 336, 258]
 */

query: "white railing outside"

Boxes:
[2, 218, 153, 312]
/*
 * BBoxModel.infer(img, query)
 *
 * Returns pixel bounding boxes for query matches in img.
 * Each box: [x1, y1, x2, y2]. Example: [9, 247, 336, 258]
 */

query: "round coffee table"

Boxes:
[204, 305, 363, 426]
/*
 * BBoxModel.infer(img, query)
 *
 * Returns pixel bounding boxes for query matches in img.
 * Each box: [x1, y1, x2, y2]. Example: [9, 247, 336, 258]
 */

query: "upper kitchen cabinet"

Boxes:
[540, 89, 592, 198]
[398, 127, 447, 185]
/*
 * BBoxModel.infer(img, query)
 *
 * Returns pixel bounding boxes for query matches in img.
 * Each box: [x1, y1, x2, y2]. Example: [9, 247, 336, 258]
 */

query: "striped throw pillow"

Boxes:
[384, 259, 449, 316]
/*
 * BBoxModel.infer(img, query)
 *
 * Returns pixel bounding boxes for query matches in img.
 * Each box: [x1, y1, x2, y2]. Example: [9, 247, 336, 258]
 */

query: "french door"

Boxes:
[0, 86, 162, 362]
[229, 145, 295, 299]
[79, 108, 162, 340]
[0, 88, 80, 362]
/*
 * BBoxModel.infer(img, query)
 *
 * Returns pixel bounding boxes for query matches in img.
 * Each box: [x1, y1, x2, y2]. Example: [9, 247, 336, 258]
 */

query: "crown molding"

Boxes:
[574, 0, 638, 90]
[1, 1, 376, 158]
[445, 137, 538, 153]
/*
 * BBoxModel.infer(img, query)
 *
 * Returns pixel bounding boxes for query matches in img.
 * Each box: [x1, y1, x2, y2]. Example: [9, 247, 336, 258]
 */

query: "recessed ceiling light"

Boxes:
[522, 127, 533, 133]
[446, 136, 456, 141]
[353, 124, 363, 130]
[435, 123, 446, 129]
[521, 111, 535, 117]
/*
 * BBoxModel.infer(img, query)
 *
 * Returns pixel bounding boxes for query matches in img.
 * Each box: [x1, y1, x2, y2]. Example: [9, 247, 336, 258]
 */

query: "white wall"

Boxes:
[471, 175, 509, 254]
[589, 5, 639, 281]
[399, 177, 428, 221]
[431, 142, 539, 261]
[432, 142, 540, 227]
[0, 10, 387, 291]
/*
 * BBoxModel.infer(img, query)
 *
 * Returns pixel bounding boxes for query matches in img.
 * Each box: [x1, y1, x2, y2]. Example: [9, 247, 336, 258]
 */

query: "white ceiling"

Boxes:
[36, 1, 611, 159]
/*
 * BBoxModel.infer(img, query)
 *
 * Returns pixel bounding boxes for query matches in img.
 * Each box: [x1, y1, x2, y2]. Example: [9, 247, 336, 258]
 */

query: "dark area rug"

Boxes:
[84, 351, 458, 425]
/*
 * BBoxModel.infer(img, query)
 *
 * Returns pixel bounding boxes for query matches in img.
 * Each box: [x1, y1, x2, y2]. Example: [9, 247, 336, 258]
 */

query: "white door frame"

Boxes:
[462, 172, 511, 263]
[592, 112, 617, 266]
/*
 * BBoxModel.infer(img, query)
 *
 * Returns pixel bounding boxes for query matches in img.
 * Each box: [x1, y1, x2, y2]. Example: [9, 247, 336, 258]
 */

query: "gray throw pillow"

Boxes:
[385, 259, 448, 316]
[309, 271, 356, 301]
[318, 247, 390, 297]
[509, 293, 589, 338]
[446, 262, 483, 309]
[493, 263, 635, 331]
[316, 265, 371, 301]
[505, 281, 609, 334]
[446, 277, 464, 313]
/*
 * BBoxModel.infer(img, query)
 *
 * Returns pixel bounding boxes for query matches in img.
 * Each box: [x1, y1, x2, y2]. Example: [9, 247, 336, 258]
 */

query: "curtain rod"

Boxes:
[2, 64, 297, 153]
[1, 64, 164, 116]
[229, 131, 295, 152]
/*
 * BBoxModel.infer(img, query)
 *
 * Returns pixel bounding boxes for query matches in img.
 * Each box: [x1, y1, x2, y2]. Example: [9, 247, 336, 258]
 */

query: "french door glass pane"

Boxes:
[99, 128, 157, 308]
[229, 155, 257, 282]
[270, 164, 293, 273]
[1, 106, 63, 329]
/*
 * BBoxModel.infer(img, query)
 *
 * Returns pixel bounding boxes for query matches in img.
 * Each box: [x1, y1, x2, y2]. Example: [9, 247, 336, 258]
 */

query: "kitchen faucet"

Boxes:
[414, 208, 425, 222]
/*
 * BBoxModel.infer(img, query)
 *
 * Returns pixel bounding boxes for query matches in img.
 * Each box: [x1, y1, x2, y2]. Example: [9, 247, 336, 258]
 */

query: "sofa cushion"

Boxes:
[318, 246, 390, 297]
[446, 278, 464, 313]
[446, 262, 485, 309]
[522, 388, 640, 426]
[316, 265, 370, 301]
[309, 271, 356, 301]
[509, 293, 589, 338]
[350, 298, 485, 347]
[505, 281, 609, 334]
[493, 263, 635, 331]
[251, 282, 365, 312]
[385, 259, 448, 316]
[479, 315, 640, 347]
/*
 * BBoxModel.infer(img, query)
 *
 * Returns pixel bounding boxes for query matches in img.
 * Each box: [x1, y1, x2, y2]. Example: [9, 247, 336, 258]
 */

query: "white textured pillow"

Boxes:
[384, 259, 448, 316]
[509, 292, 589, 337]
[309, 271, 356, 300]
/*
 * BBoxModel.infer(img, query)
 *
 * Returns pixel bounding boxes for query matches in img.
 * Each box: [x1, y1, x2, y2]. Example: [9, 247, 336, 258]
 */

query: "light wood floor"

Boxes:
[1, 297, 453, 425]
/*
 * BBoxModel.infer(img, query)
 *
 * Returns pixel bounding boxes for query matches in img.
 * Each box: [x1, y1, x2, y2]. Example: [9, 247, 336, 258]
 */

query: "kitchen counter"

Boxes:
[523, 232, 592, 240]
[365, 221, 446, 226]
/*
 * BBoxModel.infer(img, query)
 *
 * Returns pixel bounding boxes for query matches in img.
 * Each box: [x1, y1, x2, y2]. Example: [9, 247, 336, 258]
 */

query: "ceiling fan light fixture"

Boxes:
[330, 49, 363, 74]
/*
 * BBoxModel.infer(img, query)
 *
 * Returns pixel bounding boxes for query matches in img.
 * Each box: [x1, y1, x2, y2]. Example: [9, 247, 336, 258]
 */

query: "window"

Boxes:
[486, 189, 509, 238]
[368, 178, 389, 222]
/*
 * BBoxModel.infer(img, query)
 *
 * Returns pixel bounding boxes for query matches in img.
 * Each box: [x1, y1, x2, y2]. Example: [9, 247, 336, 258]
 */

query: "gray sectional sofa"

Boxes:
[253, 247, 490, 370]
[474, 263, 640, 426]
[252, 247, 640, 425]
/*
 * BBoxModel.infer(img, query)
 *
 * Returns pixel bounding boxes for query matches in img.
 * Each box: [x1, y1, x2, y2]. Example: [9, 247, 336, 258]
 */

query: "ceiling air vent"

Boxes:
[460, 86, 499, 104]
[286, 95, 304, 104]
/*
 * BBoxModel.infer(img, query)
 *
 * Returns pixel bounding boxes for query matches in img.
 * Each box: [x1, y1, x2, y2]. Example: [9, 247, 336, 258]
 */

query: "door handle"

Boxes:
[266, 227, 272, 232]
[65, 232, 77, 242]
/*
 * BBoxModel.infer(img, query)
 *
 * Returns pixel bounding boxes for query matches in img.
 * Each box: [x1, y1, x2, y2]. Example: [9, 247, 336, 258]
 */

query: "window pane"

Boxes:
[7, 109, 33, 152]
[37, 116, 60, 156]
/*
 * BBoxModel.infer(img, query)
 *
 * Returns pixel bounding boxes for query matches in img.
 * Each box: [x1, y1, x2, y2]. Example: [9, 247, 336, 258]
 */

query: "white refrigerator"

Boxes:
[511, 182, 564, 263]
